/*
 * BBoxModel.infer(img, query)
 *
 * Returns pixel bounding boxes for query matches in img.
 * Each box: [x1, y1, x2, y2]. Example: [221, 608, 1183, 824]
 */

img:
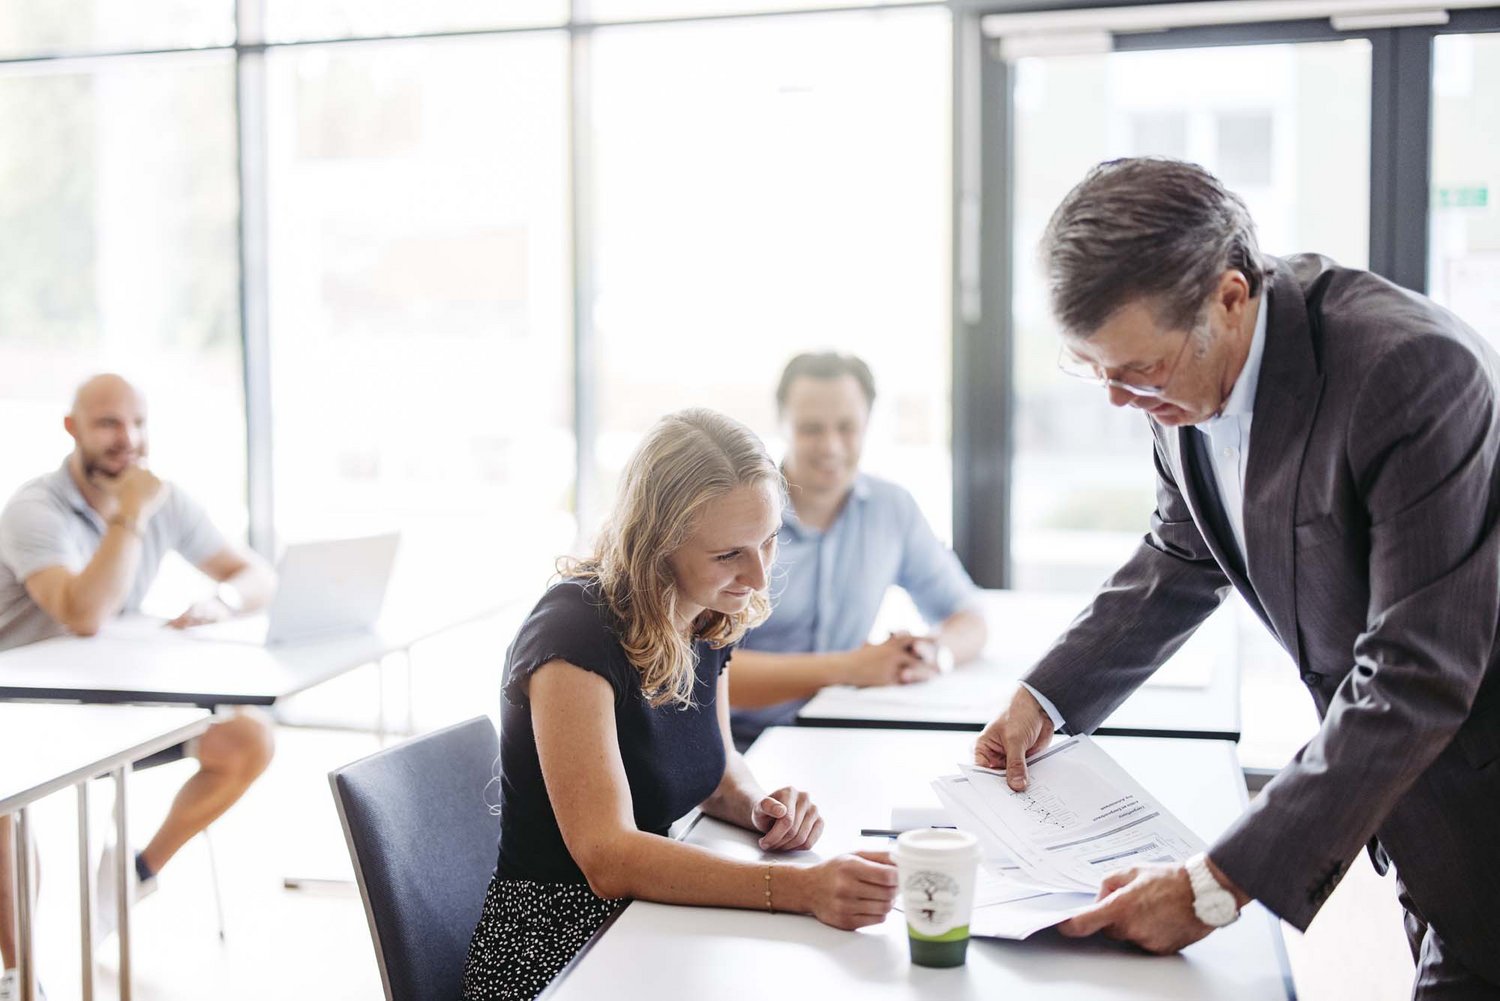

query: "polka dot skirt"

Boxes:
[463, 875, 624, 1001]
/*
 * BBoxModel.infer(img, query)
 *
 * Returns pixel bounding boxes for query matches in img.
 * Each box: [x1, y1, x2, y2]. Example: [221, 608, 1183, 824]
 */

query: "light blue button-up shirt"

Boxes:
[731, 473, 979, 743]
[1025, 298, 1269, 732]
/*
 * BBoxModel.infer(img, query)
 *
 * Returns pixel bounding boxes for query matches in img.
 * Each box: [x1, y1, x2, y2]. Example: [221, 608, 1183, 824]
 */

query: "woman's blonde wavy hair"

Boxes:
[564, 408, 781, 709]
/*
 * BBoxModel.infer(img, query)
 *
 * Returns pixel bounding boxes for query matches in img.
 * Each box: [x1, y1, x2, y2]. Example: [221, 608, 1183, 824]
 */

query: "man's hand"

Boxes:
[1057, 863, 1216, 955]
[166, 597, 232, 630]
[94, 466, 169, 526]
[974, 685, 1055, 791]
[839, 633, 936, 687]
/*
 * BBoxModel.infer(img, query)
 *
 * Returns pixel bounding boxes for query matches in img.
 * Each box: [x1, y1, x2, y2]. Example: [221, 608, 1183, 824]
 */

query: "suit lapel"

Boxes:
[1243, 264, 1325, 665]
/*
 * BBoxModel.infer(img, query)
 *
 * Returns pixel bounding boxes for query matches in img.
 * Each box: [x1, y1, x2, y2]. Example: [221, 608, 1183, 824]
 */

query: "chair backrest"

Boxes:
[330, 716, 501, 1001]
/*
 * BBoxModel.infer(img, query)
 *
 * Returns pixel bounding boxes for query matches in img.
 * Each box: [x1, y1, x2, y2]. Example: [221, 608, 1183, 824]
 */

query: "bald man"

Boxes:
[0, 375, 277, 985]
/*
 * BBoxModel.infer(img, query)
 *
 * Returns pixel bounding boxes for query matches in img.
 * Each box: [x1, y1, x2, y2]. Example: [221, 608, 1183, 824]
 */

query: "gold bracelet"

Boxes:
[763, 862, 775, 913]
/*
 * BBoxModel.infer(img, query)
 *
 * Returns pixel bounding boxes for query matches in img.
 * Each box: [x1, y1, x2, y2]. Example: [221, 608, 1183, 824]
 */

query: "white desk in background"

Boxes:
[0, 704, 210, 1001]
[542, 727, 1291, 1001]
[0, 596, 507, 720]
[800, 589, 1241, 741]
[0, 599, 515, 893]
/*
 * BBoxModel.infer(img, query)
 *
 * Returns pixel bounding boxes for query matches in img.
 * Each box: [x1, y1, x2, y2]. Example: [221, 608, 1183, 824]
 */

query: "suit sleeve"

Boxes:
[1210, 337, 1500, 930]
[1022, 428, 1232, 735]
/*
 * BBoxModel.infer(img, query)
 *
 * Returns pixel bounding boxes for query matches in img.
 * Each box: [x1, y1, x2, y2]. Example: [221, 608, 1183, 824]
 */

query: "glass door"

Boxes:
[1007, 39, 1373, 592]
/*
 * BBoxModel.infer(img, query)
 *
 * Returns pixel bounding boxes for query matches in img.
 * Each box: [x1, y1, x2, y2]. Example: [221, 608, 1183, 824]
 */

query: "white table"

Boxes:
[0, 704, 210, 1001]
[0, 601, 512, 895]
[542, 727, 1292, 1001]
[800, 590, 1241, 740]
[0, 600, 505, 711]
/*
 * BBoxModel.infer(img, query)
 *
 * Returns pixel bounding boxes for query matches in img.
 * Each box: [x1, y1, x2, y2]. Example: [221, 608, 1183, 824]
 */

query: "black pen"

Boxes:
[859, 825, 957, 838]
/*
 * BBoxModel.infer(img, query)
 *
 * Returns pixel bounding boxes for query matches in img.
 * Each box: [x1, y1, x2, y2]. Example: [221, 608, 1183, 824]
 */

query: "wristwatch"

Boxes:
[1185, 853, 1240, 927]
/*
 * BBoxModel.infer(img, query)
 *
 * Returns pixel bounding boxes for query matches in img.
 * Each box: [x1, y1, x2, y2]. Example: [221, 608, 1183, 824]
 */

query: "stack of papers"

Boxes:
[919, 736, 1207, 940]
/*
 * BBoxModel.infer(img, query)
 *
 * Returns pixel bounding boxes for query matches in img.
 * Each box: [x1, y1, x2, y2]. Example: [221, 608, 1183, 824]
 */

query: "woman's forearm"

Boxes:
[584, 829, 813, 913]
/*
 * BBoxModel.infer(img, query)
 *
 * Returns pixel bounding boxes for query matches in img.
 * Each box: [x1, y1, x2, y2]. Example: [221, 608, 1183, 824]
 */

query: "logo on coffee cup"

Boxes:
[905, 869, 961, 930]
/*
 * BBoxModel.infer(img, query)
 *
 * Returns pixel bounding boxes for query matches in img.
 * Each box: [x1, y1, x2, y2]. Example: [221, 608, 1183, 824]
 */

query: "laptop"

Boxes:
[190, 532, 401, 646]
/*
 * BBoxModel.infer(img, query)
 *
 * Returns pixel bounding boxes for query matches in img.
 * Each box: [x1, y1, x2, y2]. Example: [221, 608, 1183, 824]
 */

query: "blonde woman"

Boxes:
[462, 409, 897, 1001]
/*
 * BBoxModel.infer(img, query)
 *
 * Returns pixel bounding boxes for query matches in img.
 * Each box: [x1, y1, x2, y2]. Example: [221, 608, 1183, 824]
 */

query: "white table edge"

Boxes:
[0, 711, 212, 815]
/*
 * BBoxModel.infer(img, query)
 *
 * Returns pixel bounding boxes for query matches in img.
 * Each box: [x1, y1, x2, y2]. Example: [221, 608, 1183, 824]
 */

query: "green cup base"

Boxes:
[908, 934, 970, 968]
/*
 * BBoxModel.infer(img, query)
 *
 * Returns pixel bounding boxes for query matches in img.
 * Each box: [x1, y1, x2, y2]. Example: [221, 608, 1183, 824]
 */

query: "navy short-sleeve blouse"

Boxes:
[495, 578, 730, 884]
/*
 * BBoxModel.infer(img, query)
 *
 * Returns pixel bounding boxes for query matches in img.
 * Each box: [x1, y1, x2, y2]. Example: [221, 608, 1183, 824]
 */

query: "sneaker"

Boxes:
[0, 969, 48, 1001]
[93, 844, 158, 943]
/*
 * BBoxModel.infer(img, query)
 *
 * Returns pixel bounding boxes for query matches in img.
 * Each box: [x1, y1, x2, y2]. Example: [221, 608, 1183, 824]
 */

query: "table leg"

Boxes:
[77, 783, 94, 1001]
[112, 767, 132, 1001]
[14, 807, 35, 1001]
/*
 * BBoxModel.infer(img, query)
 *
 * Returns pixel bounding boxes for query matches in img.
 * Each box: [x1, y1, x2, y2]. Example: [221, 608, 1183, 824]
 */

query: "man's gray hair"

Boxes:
[1040, 157, 1268, 337]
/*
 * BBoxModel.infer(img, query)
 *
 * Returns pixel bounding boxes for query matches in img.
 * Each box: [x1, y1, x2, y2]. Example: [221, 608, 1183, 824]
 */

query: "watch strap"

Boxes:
[1186, 852, 1240, 927]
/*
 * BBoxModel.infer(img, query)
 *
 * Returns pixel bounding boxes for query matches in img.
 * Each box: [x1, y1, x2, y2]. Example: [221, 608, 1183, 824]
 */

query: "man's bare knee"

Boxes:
[197, 712, 275, 783]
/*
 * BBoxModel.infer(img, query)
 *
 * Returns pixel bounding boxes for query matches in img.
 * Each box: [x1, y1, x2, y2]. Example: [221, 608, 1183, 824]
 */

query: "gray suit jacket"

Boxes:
[1024, 255, 1500, 979]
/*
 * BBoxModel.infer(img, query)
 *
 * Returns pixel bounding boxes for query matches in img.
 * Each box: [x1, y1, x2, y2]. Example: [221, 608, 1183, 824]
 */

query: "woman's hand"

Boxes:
[798, 851, 899, 930]
[751, 786, 825, 851]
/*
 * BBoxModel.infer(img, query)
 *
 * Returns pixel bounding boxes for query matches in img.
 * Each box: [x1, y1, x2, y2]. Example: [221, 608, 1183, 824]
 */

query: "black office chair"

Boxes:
[330, 716, 501, 1001]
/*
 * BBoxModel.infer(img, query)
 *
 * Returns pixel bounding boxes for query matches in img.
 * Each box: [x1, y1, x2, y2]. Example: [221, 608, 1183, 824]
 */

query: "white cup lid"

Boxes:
[893, 827, 980, 862]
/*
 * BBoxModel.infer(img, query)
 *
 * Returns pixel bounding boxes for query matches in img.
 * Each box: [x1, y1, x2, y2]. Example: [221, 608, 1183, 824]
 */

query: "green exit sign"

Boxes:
[1437, 186, 1489, 208]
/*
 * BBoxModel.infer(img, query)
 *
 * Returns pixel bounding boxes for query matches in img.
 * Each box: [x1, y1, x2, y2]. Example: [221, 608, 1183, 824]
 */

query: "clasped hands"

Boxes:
[750, 785, 826, 852]
[842, 630, 948, 688]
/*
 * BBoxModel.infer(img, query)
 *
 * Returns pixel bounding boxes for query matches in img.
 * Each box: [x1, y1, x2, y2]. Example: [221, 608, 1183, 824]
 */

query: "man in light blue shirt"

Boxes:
[730, 353, 987, 747]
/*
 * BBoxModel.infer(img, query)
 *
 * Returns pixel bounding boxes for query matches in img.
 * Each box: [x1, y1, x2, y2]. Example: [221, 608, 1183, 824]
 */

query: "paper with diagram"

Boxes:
[927, 735, 1207, 939]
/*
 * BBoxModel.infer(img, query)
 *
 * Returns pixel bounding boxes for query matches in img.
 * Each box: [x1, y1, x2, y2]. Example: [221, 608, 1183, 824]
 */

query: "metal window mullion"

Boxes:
[569, 21, 598, 548]
[236, 0, 275, 556]
[1389, 25, 1434, 293]
[1368, 25, 1434, 293]
[955, 28, 1013, 588]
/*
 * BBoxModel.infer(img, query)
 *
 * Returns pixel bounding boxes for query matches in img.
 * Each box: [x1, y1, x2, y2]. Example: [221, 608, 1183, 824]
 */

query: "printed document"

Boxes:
[928, 735, 1207, 939]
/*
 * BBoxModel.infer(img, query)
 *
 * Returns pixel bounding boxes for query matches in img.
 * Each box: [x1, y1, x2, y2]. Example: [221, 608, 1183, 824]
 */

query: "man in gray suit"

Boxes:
[976, 158, 1500, 998]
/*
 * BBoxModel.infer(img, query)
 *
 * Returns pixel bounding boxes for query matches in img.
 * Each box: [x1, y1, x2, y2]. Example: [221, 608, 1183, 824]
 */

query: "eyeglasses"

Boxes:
[1056, 327, 1195, 399]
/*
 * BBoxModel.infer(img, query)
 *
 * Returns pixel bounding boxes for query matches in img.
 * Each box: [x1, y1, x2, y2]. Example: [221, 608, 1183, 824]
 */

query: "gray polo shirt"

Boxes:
[0, 460, 226, 652]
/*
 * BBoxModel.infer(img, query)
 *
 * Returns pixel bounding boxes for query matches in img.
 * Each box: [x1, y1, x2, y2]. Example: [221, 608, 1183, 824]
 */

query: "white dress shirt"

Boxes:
[1195, 296, 1268, 564]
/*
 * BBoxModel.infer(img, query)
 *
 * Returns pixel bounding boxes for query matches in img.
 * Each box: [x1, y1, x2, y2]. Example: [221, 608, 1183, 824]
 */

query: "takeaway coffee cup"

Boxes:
[893, 828, 981, 967]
